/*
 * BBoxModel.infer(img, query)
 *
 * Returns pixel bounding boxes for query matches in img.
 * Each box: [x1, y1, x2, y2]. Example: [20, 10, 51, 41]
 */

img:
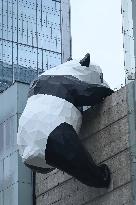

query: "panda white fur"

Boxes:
[17, 54, 113, 188]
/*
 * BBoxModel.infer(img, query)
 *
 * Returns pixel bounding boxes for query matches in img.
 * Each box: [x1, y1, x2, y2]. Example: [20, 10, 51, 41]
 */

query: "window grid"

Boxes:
[0, 0, 62, 90]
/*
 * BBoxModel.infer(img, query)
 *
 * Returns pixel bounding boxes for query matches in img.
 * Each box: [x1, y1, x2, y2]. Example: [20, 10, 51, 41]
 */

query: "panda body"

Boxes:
[17, 54, 113, 187]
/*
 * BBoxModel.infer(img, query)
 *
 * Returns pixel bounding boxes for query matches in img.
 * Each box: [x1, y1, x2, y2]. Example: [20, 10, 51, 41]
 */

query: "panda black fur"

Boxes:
[17, 54, 113, 188]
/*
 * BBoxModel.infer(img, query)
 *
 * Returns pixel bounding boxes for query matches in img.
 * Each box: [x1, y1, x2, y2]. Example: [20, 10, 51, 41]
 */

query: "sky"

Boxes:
[70, 0, 125, 89]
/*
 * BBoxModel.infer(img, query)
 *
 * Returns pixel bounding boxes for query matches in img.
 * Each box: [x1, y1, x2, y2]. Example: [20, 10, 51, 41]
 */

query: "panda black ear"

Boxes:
[79, 53, 90, 67]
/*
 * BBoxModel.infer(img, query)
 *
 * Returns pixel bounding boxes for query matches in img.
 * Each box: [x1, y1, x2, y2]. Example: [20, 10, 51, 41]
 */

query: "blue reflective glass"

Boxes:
[0, 124, 4, 155]
[2, 40, 12, 65]
[4, 151, 18, 188]
[3, 0, 8, 39]
[0, 190, 3, 204]
[5, 116, 17, 150]
[0, 0, 2, 39]
[4, 182, 18, 205]
[0, 0, 62, 88]
[13, 0, 17, 42]
[0, 39, 2, 61]
[13, 42, 17, 65]
[0, 159, 4, 192]
[7, 0, 12, 41]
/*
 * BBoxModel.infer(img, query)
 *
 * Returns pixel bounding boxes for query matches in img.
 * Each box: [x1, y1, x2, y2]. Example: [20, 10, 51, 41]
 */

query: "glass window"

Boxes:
[4, 151, 18, 188]
[13, 42, 18, 65]
[2, 40, 11, 64]
[7, 0, 12, 41]
[28, 17, 33, 46]
[43, 49, 49, 70]
[0, 40, 2, 61]
[0, 159, 4, 192]
[13, 0, 17, 43]
[50, 52, 61, 68]
[18, 154, 32, 184]
[43, 50, 61, 71]
[31, 47, 37, 70]
[22, 7, 28, 45]
[4, 183, 18, 205]
[0, 191, 3, 205]
[18, 0, 23, 44]
[0, 0, 63, 86]
[0, 0, 2, 39]
[3, 0, 8, 39]
[2, 40, 12, 76]
[0, 124, 4, 155]
[37, 49, 42, 73]
[5, 116, 17, 151]
[7, 41, 12, 65]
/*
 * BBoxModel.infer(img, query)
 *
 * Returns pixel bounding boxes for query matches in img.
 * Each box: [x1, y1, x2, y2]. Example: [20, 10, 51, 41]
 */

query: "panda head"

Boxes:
[41, 53, 109, 87]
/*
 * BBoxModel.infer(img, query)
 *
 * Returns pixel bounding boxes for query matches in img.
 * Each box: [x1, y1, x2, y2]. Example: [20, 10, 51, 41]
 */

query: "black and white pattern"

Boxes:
[17, 54, 113, 188]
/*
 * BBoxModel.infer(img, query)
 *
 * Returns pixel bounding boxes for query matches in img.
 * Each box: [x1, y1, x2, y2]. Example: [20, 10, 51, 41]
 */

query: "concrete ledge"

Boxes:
[36, 85, 134, 205]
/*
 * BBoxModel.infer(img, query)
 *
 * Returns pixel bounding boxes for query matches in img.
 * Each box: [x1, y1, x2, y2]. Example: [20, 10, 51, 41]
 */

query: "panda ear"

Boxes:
[79, 53, 90, 67]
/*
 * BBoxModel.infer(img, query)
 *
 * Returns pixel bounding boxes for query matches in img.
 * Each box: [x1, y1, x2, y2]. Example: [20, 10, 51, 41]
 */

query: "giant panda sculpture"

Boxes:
[17, 54, 113, 188]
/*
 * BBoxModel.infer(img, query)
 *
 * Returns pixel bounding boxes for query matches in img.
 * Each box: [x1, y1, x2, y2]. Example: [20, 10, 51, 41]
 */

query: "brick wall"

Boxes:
[36, 84, 135, 205]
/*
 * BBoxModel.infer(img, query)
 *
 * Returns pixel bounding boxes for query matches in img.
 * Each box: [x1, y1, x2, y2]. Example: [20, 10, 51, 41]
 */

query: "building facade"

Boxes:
[0, 0, 71, 204]
[0, 0, 71, 91]
[121, 0, 136, 83]
[36, 82, 136, 205]
[0, 82, 31, 205]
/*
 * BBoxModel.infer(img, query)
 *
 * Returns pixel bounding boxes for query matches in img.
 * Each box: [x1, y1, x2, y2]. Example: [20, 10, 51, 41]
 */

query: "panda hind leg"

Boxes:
[45, 122, 110, 188]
